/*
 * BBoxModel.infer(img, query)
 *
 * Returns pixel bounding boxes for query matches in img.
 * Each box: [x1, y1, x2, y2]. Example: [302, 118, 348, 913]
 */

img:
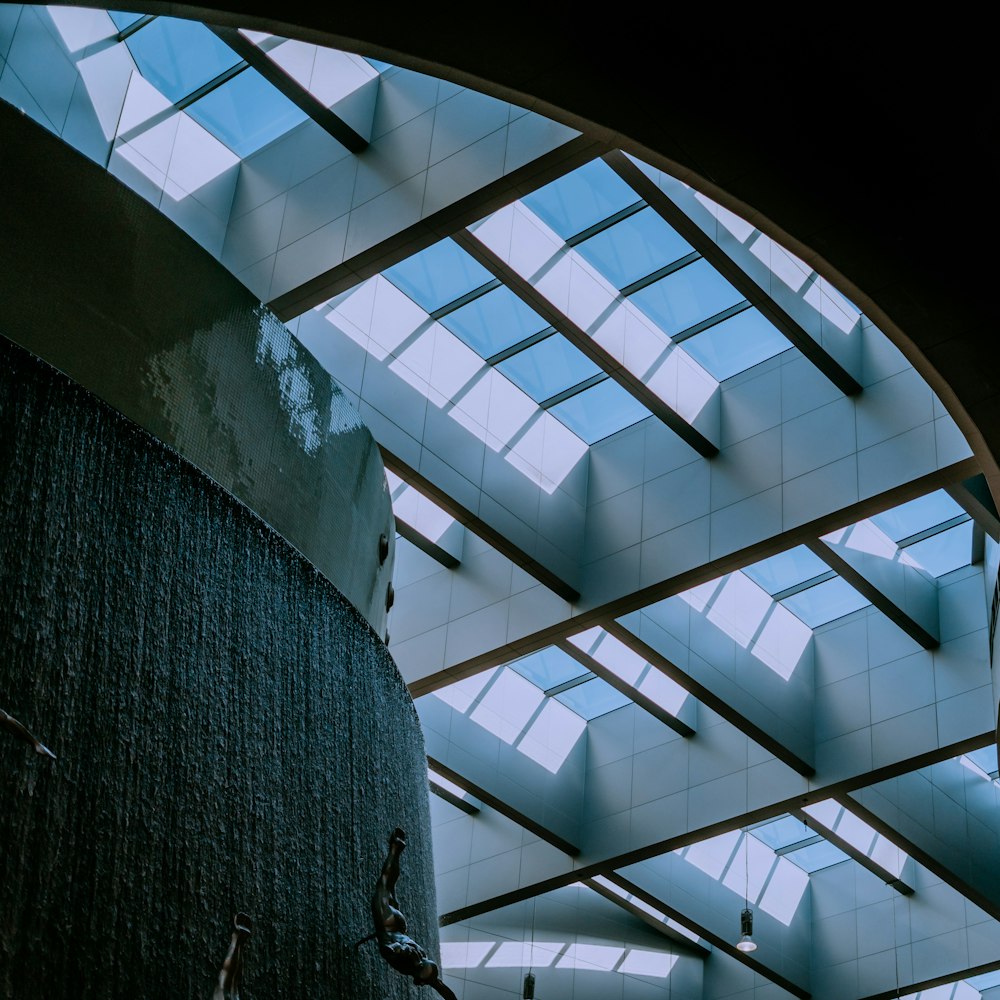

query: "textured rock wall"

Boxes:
[0, 335, 436, 999]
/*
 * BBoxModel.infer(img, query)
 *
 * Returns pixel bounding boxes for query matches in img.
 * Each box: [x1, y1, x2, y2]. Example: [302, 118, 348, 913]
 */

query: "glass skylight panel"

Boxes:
[871, 490, 965, 543]
[549, 378, 650, 444]
[574, 207, 693, 289]
[787, 840, 850, 873]
[124, 17, 243, 104]
[384, 239, 492, 314]
[781, 576, 870, 627]
[965, 745, 999, 778]
[108, 10, 145, 31]
[508, 647, 589, 691]
[554, 677, 631, 720]
[186, 68, 308, 156]
[750, 816, 811, 851]
[743, 546, 831, 597]
[629, 258, 744, 337]
[522, 158, 639, 241]
[496, 334, 601, 402]
[440, 287, 549, 358]
[903, 520, 973, 577]
[967, 969, 1000, 989]
[681, 307, 791, 381]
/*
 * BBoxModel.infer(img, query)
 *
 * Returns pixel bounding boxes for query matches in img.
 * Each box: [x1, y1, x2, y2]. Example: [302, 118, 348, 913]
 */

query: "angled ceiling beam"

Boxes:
[947, 472, 1000, 541]
[557, 639, 696, 738]
[207, 25, 369, 153]
[428, 779, 479, 815]
[603, 149, 862, 398]
[452, 228, 719, 458]
[602, 872, 810, 1000]
[789, 805, 914, 895]
[581, 877, 709, 956]
[426, 756, 580, 857]
[602, 620, 814, 777]
[805, 536, 940, 649]
[845, 780, 1000, 923]
[380, 447, 579, 603]
[270, 135, 609, 319]
[395, 519, 460, 569]
[413, 459, 978, 694]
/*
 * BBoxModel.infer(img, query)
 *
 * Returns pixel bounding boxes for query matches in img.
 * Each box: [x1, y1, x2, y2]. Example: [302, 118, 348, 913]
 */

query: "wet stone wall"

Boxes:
[0, 336, 437, 999]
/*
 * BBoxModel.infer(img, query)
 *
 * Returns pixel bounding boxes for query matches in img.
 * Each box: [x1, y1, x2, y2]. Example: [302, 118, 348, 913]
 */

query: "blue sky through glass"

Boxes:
[871, 490, 965, 543]
[905, 520, 973, 577]
[550, 378, 650, 443]
[554, 677, 632, 719]
[497, 335, 601, 402]
[187, 68, 307, 156]
[384, 239, 492, 313]
[574, 207, 692, 289]
[630, 258, 744, 337]
[781, 577, 869, 627]
[743, 546, 830, 596]
[108, 9, 143, 31]
[509, 647, 589, 691]
[681, 308, 791, 381]
[441, 287, 549, 358]
[523, 158, 639, 241]
[125, 17, 242, 104]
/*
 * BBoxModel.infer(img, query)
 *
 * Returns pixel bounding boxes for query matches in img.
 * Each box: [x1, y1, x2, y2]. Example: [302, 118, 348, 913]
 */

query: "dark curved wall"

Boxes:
[0, 336, 436, 999]
[0, 100, 394, 633]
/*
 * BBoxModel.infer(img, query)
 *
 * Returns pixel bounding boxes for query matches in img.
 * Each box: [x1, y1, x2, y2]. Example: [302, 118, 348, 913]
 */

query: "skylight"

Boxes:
[381, 236, 652, 445]
[741, 546, 870, 629]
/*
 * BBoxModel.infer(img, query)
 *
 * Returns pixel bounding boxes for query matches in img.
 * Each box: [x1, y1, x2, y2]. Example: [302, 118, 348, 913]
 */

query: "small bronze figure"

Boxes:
[213, 912, 252, 1000]
[1, 707, 55, 759]
[361, 827, 457, 1000]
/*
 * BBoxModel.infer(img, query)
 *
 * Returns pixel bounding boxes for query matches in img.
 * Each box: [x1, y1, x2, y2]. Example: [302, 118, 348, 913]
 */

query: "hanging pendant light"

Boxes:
[523, 971, 536, 998]
[736, 906, 757, 952]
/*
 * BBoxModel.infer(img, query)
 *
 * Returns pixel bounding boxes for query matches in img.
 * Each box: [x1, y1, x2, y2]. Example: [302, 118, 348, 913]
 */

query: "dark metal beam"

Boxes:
[428, 778, 479, 815]
[426, 756, 579, 856]
[452, 228, 719, 458]
[602, 873, 811, 999]
[208, 25, 369, 152]
[805, 538, 940, 649]
[558, 639, 696, 738]
[415, 458, 978, 694]
[581, 877, 709, 956]
[270, 135, 610, 319]
[603, 620, 814, 777]
[947, 472, 1000, 541]
[789, 806, 914, 894]
[380, 447, 580, 610]
[859, 959, 1000, 1000]
[603, 149, 863, 398]
[395, 518, 460, 569]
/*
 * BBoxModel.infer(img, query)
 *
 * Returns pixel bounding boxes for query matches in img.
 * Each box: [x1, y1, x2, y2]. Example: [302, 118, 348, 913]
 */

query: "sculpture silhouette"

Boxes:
[361, 827, 457, 1000]
[1, 707, 55, 759]
[213, 912, 252, 1000]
